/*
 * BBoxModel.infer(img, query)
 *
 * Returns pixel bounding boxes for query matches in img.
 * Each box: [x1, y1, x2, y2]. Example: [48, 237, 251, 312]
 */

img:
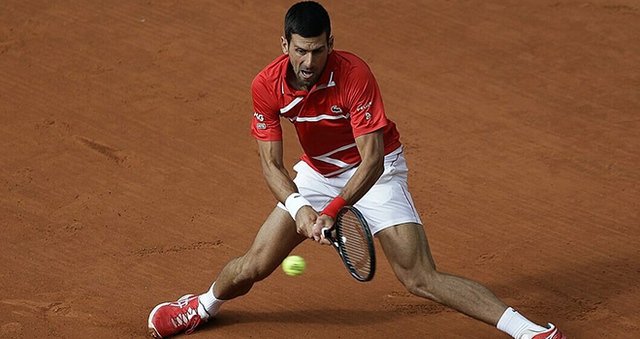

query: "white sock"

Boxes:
[197, 282, 226, 319]
[497, 307, 547, 339]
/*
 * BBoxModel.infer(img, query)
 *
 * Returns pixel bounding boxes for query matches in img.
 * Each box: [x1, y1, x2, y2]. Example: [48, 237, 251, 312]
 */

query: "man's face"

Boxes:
[281, 33, 334, 91]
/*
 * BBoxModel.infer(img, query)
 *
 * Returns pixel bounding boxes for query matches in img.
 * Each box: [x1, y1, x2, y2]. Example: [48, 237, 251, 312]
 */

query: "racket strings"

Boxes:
[337, 210, 373, 278]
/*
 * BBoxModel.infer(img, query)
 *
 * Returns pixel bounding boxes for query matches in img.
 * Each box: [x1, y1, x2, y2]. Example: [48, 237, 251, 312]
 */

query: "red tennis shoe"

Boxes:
[148, 294, 207, 338]
[522, 323, 566, 339]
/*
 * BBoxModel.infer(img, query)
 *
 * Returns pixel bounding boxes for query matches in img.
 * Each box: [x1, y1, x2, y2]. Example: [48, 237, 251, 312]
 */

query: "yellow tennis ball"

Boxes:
[282, 255, 306, 276]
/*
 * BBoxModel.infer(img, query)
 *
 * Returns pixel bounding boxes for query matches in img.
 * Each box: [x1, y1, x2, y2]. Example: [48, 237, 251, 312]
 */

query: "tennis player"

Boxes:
[148, 2, 566, 338]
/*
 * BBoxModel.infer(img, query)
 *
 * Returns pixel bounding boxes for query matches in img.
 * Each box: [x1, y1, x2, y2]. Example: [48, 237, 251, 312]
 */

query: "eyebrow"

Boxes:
[294, 45, 326, 53]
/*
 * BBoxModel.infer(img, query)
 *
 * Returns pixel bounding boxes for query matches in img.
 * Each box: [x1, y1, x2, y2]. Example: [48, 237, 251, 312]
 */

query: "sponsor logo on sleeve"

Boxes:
[254, 112, 267, 130]
[356, 101, 373, 112]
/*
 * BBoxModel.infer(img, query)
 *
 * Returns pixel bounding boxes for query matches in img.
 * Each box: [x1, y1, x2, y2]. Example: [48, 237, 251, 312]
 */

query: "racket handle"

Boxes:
[321, 227, 331, 238]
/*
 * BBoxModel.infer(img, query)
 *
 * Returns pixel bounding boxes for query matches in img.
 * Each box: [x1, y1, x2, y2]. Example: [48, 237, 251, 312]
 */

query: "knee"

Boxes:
[399, 274, 428, 297]
[396, 270, 441, 301]
[233, 255, 274, 284]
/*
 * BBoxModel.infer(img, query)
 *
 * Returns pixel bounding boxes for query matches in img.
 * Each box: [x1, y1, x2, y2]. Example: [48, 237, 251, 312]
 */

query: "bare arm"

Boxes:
[338, 129, 385, 204]
[257, 140, 318, 238]
[257, 140, 297, 202]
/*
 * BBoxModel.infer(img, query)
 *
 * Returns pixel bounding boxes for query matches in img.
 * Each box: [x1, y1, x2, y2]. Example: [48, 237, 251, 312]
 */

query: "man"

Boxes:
[148, 2, 566, 338]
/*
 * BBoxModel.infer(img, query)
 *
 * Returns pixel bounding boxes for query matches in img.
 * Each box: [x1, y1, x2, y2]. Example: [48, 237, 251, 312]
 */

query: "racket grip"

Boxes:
[321, 227, 330, 238]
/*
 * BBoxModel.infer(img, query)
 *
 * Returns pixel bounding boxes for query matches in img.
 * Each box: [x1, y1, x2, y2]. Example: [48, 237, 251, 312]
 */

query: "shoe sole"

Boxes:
[147, 294, 195, 339]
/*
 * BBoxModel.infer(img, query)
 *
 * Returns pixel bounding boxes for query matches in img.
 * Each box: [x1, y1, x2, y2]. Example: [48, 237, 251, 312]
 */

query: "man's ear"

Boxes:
[328, 36, 334, 53]
[280, 36, 289, 54]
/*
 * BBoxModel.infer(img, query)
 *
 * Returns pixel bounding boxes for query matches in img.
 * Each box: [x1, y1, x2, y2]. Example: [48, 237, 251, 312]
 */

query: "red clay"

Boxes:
[1, 1, 639, 338]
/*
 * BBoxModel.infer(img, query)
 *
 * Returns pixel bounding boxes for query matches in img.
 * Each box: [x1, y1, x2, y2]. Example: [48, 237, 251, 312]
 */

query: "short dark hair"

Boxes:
[284, 1, 331, 43]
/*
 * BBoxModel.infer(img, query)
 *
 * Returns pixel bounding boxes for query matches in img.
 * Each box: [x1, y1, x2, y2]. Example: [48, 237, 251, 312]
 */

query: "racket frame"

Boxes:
[322, 206, 376, 282]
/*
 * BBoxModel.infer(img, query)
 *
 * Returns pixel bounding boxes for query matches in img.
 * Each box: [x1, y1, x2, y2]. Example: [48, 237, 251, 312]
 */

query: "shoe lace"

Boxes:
[169, 303, 202, 335]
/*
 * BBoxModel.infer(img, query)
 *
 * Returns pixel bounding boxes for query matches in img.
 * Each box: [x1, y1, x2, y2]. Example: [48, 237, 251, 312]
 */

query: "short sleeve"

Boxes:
[250, 73, 283, 141]
[344, 61, 388, 138]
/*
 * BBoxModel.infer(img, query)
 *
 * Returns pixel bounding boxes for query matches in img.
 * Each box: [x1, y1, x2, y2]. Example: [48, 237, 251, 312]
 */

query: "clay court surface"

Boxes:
[2, 0, 639, 338]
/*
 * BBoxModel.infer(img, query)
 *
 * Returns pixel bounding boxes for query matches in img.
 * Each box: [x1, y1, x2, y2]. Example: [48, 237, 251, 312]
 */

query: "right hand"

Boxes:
[294, 206, 319, 239]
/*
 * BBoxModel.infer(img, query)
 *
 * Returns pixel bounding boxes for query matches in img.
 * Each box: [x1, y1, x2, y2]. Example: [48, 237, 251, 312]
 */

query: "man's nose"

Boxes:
[302, 53, 313, 68]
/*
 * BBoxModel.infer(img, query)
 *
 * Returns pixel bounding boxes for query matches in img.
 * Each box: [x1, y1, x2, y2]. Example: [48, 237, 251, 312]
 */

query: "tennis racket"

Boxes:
[322, 206, 376, 282]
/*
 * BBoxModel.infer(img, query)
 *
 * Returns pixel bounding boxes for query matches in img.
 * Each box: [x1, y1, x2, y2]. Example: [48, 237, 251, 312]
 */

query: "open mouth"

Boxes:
[300, 69, 314, 80]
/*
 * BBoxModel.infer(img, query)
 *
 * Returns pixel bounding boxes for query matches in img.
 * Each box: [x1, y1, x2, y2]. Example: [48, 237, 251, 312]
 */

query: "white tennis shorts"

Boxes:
[278, 146, 423, 235]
